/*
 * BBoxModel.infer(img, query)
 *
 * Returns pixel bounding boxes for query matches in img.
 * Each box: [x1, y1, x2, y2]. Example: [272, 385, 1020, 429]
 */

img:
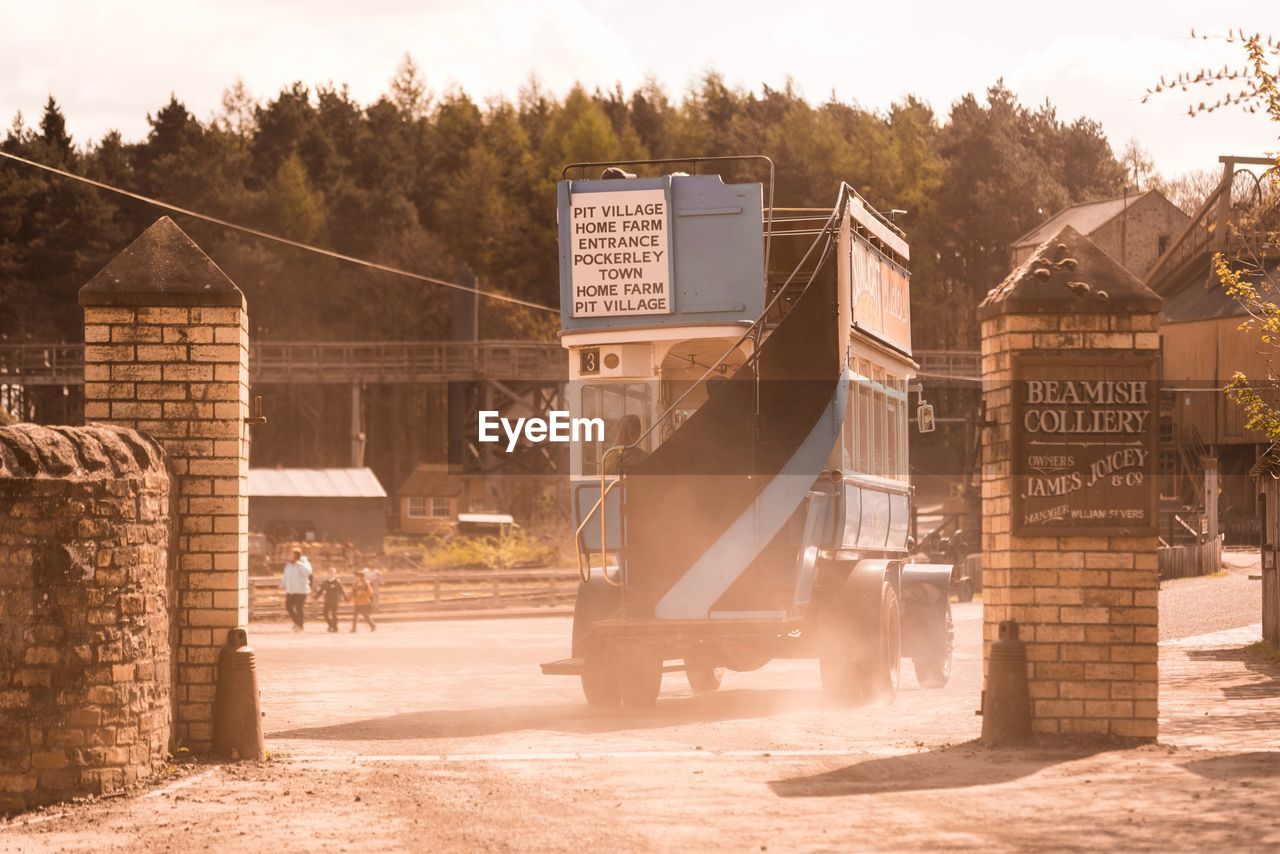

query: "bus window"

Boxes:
[582, 383, 650, 476]
[886, 397, 899, 478]
[857, 382, 871, 473]
[897, 403, 908, 481]
[872, 389, 886, 476]
[843, 379, 856, 471]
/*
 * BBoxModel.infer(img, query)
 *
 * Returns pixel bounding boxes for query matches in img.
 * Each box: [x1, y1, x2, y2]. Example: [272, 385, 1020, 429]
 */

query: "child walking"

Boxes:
[313, 568, 347, 633]
[351, 569, 377, 632]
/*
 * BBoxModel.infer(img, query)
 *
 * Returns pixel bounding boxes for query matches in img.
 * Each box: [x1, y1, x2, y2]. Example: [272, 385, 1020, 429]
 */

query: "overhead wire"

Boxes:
[0, 149, 559, 315]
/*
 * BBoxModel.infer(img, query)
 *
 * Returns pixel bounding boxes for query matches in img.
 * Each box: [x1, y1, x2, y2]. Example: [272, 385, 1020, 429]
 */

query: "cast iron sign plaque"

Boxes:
[1012, 353, 1159, 536]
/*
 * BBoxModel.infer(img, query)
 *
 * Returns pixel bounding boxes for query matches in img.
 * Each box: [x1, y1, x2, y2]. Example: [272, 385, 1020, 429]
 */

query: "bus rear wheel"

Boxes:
[912, 604, 953, 689]
[685, 650, 724, 693]
[819, 581, 901, 705]
[864, 583, 901, 703]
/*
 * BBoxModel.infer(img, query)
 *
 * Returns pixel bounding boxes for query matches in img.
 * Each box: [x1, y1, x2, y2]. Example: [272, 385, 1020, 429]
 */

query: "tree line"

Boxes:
[1, 58, 1183, 350]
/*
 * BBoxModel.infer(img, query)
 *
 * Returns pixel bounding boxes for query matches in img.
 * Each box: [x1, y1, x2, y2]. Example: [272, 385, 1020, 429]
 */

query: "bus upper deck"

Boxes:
[558, 160, 917, 487]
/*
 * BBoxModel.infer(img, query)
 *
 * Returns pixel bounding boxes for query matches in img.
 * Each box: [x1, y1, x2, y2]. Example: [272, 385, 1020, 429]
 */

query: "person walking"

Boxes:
[281, 548, 313, 632]
[313, 568, 347, 633]
[362, 565, 381, 608]
[350, 569, 376, 633]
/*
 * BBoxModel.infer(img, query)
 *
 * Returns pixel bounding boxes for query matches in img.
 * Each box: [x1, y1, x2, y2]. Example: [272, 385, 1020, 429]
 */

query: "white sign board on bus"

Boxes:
[851, 235, 912, 354]
[568, 189, 673, 318]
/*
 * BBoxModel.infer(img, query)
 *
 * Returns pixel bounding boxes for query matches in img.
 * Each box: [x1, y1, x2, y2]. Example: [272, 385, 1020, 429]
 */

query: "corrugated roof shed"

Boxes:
[248, 468, 386, 499]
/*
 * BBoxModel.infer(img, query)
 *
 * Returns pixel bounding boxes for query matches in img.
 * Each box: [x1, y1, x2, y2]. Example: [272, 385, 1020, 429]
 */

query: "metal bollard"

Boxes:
[981, 619, 1032, 745]
[212, 627, 265, 760]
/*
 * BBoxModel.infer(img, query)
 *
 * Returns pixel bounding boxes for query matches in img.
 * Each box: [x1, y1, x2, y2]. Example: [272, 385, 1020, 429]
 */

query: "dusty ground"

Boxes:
[2, 575, 1277, 852]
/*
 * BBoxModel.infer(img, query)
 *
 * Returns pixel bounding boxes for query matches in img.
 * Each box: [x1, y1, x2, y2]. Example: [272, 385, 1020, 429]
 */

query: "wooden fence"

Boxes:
[1158, 539, 1223, 581]
[249, 567, 579, 622]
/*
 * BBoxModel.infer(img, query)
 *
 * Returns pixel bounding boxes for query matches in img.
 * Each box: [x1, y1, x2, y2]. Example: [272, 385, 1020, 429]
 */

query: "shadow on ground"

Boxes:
[1162, 643, 1280, 747]
[267, 687, 862, 740]
[768, 741, 1117, 798]
[1181, 751, 1280, 781]
[1183, 644, 1280, 700]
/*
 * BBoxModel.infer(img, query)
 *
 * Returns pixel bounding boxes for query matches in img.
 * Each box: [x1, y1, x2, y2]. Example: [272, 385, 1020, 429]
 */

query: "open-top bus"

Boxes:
[541, 156, 953, 707]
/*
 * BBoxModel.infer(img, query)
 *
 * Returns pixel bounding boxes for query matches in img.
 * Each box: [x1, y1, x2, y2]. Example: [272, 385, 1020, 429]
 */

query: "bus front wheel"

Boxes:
[581, 643, 621, 708]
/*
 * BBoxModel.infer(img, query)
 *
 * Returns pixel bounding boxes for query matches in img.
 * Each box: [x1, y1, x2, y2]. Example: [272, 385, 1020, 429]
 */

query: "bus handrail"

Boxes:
[573, 463, 626, 586]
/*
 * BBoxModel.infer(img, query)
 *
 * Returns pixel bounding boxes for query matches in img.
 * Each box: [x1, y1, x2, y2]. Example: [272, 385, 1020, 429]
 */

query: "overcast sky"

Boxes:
[3, 1, 1278, 177]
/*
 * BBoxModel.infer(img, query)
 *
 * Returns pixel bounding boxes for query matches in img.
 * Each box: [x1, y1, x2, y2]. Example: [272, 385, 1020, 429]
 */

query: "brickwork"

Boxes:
[80, 217, 249, 752]
[980, 225, 1165, 740]
[980, 310, 1160, 739]
[0, 425, 171, 813]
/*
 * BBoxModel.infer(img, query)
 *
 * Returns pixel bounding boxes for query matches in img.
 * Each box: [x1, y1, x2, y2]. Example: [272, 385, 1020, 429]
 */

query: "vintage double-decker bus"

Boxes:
[541, 156, 953, 707]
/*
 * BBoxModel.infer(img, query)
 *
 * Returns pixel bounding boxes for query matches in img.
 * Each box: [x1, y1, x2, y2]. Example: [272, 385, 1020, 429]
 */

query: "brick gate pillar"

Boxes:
[79, 217, 249, 752]
[979, 225, 1164, 740]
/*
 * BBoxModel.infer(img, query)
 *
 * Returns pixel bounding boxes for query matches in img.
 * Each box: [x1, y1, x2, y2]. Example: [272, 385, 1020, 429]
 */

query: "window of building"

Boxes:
[431, 497, 452, 518]
[1157, 235, 1170, 256]
[1159, 450, 1179, 500]
[407, 497, 428, 518]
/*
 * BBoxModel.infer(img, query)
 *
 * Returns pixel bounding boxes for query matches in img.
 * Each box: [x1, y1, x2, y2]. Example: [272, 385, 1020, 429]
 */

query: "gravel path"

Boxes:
[1159, 549, 1263, 641]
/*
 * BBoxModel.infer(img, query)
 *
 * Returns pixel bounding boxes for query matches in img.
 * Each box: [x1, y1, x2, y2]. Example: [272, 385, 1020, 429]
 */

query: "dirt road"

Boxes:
[1158, 550, 1263, 640]
[259, 602, 986, 757]
[4, 597, 1278, 851]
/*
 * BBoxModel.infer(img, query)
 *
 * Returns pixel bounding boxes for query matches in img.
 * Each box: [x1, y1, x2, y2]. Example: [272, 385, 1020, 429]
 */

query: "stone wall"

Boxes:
[0, 425, 171, 813]
[1088, 191, 1189, 280]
